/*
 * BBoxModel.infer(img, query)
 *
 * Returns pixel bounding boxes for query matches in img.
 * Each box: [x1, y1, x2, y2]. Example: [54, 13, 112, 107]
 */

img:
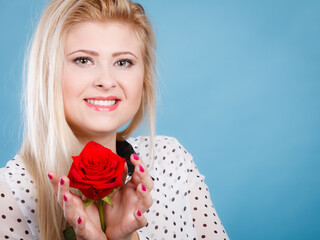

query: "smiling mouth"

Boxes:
[85, 99, 118, 107]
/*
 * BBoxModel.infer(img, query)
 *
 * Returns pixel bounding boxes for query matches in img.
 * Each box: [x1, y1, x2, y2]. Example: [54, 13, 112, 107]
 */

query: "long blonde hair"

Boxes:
[20, 0, 156, 238]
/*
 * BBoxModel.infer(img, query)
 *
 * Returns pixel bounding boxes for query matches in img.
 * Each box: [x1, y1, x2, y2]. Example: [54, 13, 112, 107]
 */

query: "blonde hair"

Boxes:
[20, 0, 156, 238]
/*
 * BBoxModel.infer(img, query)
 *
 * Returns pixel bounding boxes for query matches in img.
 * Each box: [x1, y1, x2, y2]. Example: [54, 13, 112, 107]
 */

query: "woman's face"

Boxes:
[63, 21, 144, 141]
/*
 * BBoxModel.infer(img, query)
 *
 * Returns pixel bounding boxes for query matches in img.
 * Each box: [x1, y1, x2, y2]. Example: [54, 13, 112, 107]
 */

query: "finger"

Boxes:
[130, 154, 154, 190]
[74, 216, 87, 240]
[136, 183, 153, 212]
[134, 210, 148, 228]
[74, 215, 107, 240]
[132, 165, 154, 191]
[63, 191, 83, 225]
[58, 176, 70, 206]
[48, 171, 59, 196]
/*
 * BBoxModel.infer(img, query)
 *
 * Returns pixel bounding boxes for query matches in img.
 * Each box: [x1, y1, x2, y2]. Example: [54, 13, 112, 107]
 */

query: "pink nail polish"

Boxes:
[78, 217, 82, 224]
[139, 165, 144, 173]
[137, 210, 142, 217]
[142, 185, 146, 191]
[60, 178, 64, 185]
[48, 173, 52, 180]
[63, 194, 67, 202]
[133, 154, 139, 160]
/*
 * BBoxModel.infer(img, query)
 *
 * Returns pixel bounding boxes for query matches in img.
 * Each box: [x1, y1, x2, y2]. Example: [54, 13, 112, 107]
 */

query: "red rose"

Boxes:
[67, 141, 126, 200]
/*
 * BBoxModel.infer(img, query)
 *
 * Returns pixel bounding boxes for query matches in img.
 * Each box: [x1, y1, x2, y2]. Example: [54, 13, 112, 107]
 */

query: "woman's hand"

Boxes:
[48, 172, 107, 240]
[48, 153, 153, 240]
[104, 154, 154, 240]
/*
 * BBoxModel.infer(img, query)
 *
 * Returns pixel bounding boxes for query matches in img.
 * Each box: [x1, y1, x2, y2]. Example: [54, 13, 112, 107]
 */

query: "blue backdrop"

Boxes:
[1, 1, 319, 239]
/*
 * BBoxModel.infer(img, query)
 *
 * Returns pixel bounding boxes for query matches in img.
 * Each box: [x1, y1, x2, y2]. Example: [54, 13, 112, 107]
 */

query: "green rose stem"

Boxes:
[84, 195, 113, 233]
[98, 199, 106, 232]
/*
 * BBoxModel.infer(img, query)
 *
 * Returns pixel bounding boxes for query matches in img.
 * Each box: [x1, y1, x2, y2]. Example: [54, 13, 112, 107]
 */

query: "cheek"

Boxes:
[62, 68, 87, 101]
[62, 71, 75, 108]
[127, 73, 144, 105]
[62, 71, 73, 120]
[62, 69, 85, 119]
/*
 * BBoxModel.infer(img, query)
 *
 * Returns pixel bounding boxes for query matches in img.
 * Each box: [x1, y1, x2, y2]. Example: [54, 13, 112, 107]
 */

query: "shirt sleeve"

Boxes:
[0, 174, 34, 240]
[184, 150, 230, 240]
[189, 182, 229, 240]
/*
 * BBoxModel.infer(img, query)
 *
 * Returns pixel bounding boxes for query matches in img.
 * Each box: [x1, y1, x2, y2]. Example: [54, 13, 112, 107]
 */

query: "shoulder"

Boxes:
[128, 135, 190, 156]
[1, 155, 36, 189]
[128, 135, 195, 176]
[0, 155, 39, 238]
[0, 156, 29, 183]
[128, 135, 192, 164]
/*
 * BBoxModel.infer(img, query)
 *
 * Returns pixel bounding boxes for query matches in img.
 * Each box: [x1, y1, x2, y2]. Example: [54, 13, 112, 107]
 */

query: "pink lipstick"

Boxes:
[84, 96, 120, 112]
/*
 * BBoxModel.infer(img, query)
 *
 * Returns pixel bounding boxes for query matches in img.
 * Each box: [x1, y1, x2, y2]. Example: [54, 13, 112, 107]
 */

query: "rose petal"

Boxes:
[68, 141, 126, 200]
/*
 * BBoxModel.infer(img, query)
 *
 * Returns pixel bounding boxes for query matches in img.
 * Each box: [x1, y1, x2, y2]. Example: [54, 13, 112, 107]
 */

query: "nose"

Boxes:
[93, 66, 117, 90]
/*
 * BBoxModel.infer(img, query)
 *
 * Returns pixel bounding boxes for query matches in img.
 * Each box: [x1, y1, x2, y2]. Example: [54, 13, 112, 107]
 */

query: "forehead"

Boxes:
[65, 21, 143, 55]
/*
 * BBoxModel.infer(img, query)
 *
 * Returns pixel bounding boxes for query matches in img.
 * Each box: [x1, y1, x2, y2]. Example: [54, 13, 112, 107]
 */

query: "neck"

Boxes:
[76, 132, 118, 153]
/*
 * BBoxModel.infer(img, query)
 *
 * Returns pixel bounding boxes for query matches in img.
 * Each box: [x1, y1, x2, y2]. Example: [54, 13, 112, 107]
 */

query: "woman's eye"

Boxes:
[74, 57, 93, 65]
[115, 59, 133, 68]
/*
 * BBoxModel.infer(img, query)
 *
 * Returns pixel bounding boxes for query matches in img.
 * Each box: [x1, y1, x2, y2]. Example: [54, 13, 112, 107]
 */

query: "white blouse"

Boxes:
[0, 136, 229, 240]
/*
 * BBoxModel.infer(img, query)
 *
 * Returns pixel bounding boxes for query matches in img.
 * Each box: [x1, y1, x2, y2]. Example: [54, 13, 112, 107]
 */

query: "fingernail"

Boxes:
[78, 216, 82, 224]
[137, 210, 142, 217]
[60, 178, 64, 185]
[63, 194, 67, 202]
[142, 185, 146, 191]
[133, 153, 139, 160]
[139, 165, 144, 173]
[48, 173, 52, 180]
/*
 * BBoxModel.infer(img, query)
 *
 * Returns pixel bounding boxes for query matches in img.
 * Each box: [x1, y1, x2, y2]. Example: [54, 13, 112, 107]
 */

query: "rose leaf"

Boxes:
[84, 199, 94, 208]
[102, 195, 113, 206]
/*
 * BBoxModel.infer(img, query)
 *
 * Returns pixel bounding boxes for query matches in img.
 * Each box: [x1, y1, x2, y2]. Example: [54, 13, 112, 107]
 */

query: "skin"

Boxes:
[49, 21, 154, 240]
[62, 21, 144, 152]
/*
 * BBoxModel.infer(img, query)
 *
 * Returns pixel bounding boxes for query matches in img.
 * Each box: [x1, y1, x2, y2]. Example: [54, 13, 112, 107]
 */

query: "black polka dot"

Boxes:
[0, 136, 230, 240]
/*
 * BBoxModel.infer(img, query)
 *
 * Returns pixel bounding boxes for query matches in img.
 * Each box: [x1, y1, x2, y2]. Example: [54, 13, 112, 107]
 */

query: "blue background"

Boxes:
[1, 0, 320, 239]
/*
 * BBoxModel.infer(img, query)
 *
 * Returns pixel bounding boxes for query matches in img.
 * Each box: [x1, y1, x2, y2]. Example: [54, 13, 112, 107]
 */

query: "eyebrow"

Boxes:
[67, 49, 99, 56]
[67, 50, 138, 59]
[112, 51, 138, 60]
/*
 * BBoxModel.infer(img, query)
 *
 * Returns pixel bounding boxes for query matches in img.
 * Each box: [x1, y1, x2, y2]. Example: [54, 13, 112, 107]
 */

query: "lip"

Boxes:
[84, 96, 120, 112]
[86, 96, 119, 101]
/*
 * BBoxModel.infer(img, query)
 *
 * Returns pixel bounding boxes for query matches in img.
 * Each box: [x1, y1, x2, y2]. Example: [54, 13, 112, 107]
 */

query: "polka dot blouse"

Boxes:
[0, 136, 229, 239]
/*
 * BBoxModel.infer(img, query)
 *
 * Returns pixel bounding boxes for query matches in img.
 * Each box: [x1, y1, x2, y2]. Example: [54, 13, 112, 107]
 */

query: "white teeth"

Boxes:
[87, 99, 116, 107]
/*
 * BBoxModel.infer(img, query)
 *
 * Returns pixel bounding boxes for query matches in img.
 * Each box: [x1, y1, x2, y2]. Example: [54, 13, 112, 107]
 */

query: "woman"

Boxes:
[0, 0, 229, 239]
